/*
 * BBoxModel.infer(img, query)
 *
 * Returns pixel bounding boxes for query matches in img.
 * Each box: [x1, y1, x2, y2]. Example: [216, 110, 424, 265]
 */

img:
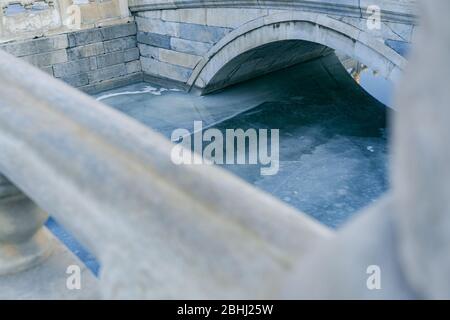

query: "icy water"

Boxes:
[95, 54, 390, 228]
[48, 54, 392, 274]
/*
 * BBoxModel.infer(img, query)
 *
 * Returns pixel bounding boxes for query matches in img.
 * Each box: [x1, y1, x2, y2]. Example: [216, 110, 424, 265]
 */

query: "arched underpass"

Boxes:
[188, 12, 407, 94]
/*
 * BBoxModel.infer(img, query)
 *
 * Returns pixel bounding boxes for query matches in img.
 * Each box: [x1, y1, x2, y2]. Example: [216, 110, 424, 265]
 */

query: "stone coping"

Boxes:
[128, 0, 418, 24]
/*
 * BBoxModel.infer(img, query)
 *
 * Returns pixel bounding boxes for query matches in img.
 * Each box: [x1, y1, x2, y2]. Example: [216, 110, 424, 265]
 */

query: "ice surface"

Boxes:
[92, 55, 390, 228]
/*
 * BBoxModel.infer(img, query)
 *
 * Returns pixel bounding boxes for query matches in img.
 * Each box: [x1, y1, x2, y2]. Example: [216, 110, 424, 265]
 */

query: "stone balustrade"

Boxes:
[0, 0, 449, 300]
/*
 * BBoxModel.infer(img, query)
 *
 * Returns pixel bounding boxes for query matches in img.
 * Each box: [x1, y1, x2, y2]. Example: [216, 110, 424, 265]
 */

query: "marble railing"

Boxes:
[0, 0, 449, 300]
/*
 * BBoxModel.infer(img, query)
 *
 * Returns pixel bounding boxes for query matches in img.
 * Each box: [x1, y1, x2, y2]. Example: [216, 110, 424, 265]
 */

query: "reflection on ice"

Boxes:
[338, 53, 394, 107]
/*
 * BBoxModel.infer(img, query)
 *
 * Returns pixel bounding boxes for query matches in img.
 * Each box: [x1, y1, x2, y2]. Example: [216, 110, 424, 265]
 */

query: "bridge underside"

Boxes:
[200, 40, 332, 94]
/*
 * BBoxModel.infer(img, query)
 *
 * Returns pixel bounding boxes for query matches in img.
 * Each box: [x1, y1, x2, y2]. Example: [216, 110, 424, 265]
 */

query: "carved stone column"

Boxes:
[0, 174, 53, 275]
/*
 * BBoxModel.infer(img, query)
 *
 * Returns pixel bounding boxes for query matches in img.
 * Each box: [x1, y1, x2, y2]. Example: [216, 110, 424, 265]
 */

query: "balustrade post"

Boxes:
[0, 174, 53, 275]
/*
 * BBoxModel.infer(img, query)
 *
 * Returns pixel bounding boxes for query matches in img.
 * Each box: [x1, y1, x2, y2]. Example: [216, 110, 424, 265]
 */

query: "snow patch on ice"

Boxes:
[96, 86, 180, 101]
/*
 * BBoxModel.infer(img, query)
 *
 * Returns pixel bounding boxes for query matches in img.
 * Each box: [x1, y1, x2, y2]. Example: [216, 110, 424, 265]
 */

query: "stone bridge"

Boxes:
[130, 0, 417, 93]
[0, 0, 417, 94]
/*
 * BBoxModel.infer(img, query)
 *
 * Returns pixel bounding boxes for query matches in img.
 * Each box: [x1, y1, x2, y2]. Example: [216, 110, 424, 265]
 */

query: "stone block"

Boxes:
[21, 49, 68, 68]
[53, 58, 97, 77]
[96, 51, 125, 68]
[385, 39, 410, 57]
[138, 44, 159, 59]
[137, 32, 171, 49]
[383, 21, 414, 42]
[0, 34, 68, 57]
[179, 23, 230, 44]
[0, 234, 100, 299]
[141, 56, 192, 83]
[103, 36, 137, 53]
[67, 42, 105, 60]
[100, 23, 137, 41]
[170, 37, 212, 56]
[124, 47, 140, 62]
[39, 66, 54, 76]
[206, 8, 268, 28]
[162, 9, 207, 25]
[98, 0, 121, 20]
[125, 60, 142, 74]
[68, 28, 103, 47]
[60, 73, 90, 87]
[79, 2, 101, 25]
[79, 72, 143, 95]
[88, 63, 127, 83]
[136, 10, 162, 20]
[89, 56, 98, 70]
[136, 16, 180, 37]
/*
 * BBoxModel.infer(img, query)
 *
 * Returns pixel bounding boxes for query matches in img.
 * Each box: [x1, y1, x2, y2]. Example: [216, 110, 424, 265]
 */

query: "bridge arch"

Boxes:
[188, 12, 408, 94]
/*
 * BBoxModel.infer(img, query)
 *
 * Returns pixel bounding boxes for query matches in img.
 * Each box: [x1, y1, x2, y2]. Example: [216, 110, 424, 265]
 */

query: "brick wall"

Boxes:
[0, 22, 142, 94]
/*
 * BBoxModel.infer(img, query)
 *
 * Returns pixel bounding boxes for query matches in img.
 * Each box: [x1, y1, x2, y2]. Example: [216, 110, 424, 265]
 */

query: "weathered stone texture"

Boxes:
[0, 23, 141, 92]
[68, 29, 104, 48]
[178, 23, 230, 44]
[137, 31, 171, 49]
[104, 36, 137, 53]
[53, 58, 98, 78]
[141, 56, 192, 83]
[170, 37, 212, 56]
[21, 50, 68, 68]
[124, 47, 140, 62]
[126, 60, 142, 74]
[0, 35, 69, 57]
[131, 3, 416, 89]
[136, 16, 180, 37]
[67, 43, 106, 60]
[158, 48, 201, 69]
[60, 73, 90, 87]
[138, 43, 159, 58]
[88, 63, 127, 83]
[96, 51, 126, 68]
[100, 23, 137, 41]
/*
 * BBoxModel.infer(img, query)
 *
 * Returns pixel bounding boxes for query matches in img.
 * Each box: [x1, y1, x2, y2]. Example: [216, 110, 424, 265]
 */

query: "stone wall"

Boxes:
[135, 10, 233, 86]
[0, 22, 142, 93]
[0, 2, 418, 94]
[134, 7, 416, 92]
